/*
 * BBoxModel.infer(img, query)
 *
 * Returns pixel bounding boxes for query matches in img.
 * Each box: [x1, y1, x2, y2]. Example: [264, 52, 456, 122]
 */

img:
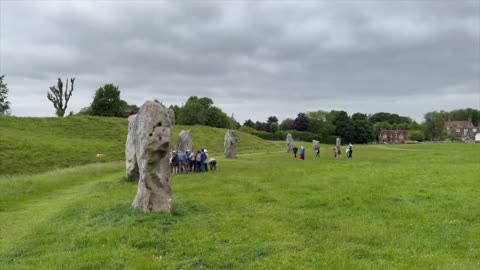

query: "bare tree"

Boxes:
[47, 78, 75, 117]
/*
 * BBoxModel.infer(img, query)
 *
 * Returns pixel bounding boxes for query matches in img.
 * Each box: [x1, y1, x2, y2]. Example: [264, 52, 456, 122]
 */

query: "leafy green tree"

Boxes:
[177, 101, 206, 125]
[90, 84, 126, 117]
[270, 122, 279, 133]
[227, 115, 241, 130]
[307, 110, 335, 138]
[447, 108, 480, 126]
[47, 78, 75, 117]
[424, 111, 447, 141]
[293, 113, 309, 131]
[254, 121, 268, 131]
[205, 106, 229, 128]
[266, 116, 279, 132]
[279, 118, 294, 131]
[124, 102, 139, 115]
[0, 75, 11, 115]
[169, 105, 181, 122]
[243, 119, 255, 128]
[197, 97, 213, 111]
[408, 130, 424, 142]
[332, 110, 354, 142]
[351, 113, 373, 143]
[176, 96, 224, 126]
[369, 112, 412, 125]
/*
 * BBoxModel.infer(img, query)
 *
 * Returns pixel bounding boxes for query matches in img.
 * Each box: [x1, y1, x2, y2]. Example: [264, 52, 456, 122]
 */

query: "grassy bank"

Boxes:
[0, 116, 280, 175]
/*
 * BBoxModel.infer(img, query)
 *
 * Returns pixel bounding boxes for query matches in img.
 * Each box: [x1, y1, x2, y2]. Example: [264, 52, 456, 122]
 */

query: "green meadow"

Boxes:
[0, 116, 479, 269]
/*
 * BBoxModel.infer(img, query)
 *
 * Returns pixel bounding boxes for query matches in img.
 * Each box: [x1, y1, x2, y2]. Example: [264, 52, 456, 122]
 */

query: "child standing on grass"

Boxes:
[300, 146, 305, 160]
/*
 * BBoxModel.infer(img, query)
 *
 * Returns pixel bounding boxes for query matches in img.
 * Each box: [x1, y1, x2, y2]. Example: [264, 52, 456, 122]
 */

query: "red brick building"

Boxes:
[378, 130, 409, 144]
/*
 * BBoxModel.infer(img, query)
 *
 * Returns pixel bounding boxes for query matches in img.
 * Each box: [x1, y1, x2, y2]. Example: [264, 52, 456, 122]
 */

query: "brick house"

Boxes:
[444, 119, 479, 141]
[378, 130, 409, 144]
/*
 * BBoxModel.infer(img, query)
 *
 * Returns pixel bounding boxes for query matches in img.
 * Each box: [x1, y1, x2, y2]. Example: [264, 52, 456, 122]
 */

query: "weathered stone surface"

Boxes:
[224, 130, 239, 158]
[177, 130, 193, 152]
[126, 114, 139, 181]
[336, 137, 341, 158]
[313, 140, 320, 150]
[286, 133, 294, 152]
[130, 101, 176, 213]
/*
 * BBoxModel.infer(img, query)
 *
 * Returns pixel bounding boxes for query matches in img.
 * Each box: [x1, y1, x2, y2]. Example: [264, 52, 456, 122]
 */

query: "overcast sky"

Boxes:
[1, 0, 479, 123]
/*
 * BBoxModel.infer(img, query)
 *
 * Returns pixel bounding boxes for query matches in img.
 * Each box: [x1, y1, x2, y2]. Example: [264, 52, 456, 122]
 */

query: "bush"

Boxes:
[408, 130, 424, 142]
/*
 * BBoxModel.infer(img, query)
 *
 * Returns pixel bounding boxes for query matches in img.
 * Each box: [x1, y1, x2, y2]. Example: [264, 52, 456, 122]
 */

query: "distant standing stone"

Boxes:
[126, 114, 139, 181]
[224, 130, 239, 158]
[177, 130, 193, 152]
[313, 140, 320, 150]
[336, 137, 341, 158]
[286, 133, 294, 152]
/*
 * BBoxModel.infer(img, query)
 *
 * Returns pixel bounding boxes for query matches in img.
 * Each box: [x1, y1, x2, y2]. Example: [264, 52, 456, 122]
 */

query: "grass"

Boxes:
[0, 116, 279, 175]
[1, 142, 479, 269]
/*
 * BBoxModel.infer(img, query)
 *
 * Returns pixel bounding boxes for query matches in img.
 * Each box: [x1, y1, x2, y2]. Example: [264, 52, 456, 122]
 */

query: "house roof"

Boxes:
[445, 121, 476, 129]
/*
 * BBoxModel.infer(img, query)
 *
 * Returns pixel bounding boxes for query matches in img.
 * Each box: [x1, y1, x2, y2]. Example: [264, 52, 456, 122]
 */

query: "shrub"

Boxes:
[408, 130, 425, 142]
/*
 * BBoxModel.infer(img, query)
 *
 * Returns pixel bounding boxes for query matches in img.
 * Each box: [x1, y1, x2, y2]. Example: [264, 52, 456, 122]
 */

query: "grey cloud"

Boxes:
[0, 0, 478, 122]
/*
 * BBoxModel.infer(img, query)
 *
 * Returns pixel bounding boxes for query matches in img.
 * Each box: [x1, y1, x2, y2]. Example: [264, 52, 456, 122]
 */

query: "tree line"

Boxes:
[242, 108, 479, 143]
[0, 75, 477, 142]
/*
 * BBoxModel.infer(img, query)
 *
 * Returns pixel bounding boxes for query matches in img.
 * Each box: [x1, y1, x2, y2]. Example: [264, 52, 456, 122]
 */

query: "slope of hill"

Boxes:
[0, 116, 280, 175]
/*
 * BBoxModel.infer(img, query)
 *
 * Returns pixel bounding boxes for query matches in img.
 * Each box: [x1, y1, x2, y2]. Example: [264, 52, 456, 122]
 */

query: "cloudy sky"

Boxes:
[0, 0, 479, 122]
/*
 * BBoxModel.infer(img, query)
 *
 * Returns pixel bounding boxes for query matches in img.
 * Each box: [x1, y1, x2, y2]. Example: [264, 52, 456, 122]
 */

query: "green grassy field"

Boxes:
[0, 116, 279, 175]
[1, 125, 479, 270]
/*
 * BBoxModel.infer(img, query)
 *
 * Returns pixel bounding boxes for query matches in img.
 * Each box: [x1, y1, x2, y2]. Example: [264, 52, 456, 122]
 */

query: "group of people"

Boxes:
[333, 143, 353, 159]
[291, 143, 354, 159]
[170, 149, 217, 174]
[292, 146, 307, 160]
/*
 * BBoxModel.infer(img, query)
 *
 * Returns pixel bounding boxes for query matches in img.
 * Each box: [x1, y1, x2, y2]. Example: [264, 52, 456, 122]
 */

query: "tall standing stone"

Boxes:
[224, 130, 239, 158]
[336, 137, 341, 158]
[130, 101, 176, 213]
[286, 133, 294, 152]
[313, 140, 320, 150]
[126, 114, 139, 181]
[177, 130, 193, 152]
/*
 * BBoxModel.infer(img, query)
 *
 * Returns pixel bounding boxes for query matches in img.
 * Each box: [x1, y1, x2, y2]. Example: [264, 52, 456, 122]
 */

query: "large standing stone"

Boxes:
[336, 137, 341, 158]
[313, 140, 320, 150]
[130, 101, 176, 213]
[224, 130, 239, 158]
[177, 130, 193, 152]
[126, 114, 139, 181]
[286, 133, 294, 152]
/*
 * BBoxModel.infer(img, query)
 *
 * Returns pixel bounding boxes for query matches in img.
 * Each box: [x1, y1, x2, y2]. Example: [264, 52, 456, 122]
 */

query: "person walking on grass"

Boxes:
[171, 151, 179, 174]
[347, 143, 353, 158]
[188, 150, 195, 172]
[195, 150, 202, 173]
[300, 146, 305, 160]
[292, 146, 299, 158]
[203, 149, 209, 172]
